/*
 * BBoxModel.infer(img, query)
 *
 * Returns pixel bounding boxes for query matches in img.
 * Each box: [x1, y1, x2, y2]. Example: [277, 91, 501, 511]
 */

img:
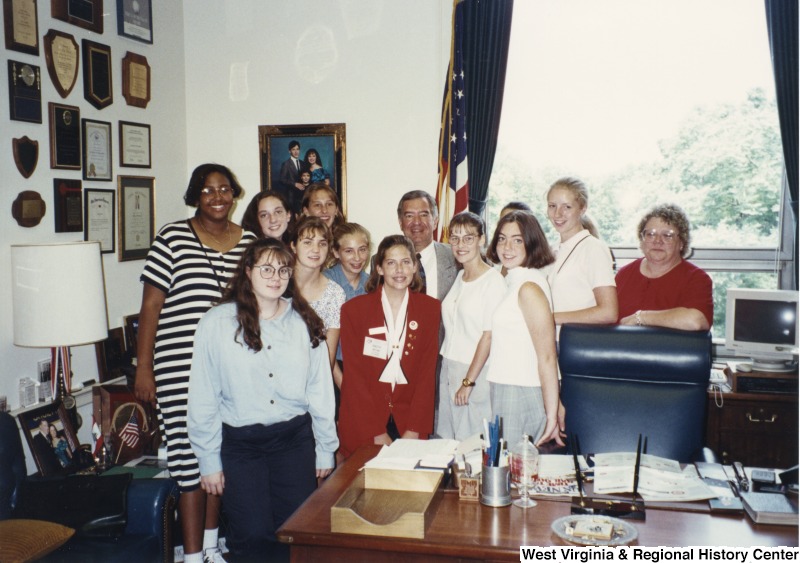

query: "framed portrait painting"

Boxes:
[17, 400, 88, 476]
[258, 123, 346, 216]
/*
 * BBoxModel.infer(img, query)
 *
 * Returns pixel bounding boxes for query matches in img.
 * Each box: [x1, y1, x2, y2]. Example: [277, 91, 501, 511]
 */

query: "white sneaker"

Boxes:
[202, 548, 226, 563]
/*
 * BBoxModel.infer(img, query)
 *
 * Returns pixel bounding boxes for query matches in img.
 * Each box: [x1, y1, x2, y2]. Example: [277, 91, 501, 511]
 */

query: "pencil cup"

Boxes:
[480, 464, 511, 507]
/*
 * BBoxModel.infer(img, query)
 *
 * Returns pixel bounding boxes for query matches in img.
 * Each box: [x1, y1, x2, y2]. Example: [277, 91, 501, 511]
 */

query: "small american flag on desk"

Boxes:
[119, 411, 140, 448]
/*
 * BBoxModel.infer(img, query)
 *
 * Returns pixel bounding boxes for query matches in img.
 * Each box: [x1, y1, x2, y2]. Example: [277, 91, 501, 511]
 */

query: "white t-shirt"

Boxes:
[440, 267, 505, 360]
[547, 230, 615, 316]
[487, 267, 553, 387]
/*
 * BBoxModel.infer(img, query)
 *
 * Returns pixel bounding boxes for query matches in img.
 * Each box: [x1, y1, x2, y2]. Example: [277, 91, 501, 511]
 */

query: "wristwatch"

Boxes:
[461, 378, 475, 388]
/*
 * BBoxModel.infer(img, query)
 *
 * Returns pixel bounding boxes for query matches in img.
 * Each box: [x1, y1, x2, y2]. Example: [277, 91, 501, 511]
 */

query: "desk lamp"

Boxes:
[11, 241, 109, 411]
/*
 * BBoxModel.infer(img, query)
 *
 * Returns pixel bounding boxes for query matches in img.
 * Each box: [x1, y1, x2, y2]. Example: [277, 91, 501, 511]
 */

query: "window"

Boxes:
[488, 0, 791, 338]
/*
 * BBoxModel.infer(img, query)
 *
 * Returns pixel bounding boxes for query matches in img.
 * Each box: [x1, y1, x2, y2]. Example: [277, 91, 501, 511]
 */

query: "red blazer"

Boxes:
[338, 288, 441, 458]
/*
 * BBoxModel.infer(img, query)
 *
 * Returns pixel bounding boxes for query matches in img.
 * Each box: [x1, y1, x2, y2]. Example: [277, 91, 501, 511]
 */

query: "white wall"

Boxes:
[2, 0, 451, 410]
[182, 0, 450, 237]
[1, 2, 188, 407]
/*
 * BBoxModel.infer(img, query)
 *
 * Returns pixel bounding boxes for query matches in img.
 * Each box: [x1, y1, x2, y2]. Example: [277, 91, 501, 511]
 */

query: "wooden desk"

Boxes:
[278, 447, 797, 561]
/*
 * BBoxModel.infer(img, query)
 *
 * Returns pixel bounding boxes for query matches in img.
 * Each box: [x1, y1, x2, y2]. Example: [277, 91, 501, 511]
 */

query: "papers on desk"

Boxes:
[364, 439, 459, 471]
[529, 455, 587, 496]
[593, 452, 715, 502]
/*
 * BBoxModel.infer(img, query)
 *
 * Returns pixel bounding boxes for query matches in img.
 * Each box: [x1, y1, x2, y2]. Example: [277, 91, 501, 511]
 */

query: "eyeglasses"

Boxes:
[449, 234, 477, 247]
[200, 185, 233, 197]
[640, 229, 677, 243]
[254, 265, 293, 280]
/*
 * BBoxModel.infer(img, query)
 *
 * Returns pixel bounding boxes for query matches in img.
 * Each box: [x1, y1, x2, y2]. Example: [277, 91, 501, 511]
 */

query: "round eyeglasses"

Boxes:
[200, 185, 233, 197]
[254, 265, 293, 280]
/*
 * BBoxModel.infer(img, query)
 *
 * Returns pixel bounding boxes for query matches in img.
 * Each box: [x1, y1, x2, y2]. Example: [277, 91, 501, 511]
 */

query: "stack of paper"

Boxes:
[593, 452, 715, 502]
[364, 439, 459, 472]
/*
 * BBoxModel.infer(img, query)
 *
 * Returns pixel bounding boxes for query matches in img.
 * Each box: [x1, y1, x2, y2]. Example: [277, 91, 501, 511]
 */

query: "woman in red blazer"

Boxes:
[338, 235, 441, 459]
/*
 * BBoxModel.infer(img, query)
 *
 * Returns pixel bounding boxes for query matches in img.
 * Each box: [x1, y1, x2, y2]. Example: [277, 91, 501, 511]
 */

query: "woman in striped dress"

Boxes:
[135, 163, 257, 563]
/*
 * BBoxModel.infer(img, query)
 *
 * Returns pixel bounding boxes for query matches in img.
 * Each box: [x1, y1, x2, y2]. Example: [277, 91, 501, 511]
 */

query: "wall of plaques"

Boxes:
[4, 0, 154, 260]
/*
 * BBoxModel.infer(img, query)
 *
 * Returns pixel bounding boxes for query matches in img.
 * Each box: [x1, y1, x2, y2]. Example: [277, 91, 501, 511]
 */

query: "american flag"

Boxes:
[119, 411, 140, 449]
[436, 0, 469, 242]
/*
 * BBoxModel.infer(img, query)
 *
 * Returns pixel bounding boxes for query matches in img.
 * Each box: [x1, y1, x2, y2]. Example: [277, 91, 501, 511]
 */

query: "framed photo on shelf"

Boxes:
[94, 327, 126, 383]
[82, 39, 113, 110]
[117, 0, 152, 44]
[51, 0, 103, 34]
[259, 123, 347, 216]
[3, 0, 40, 55]
[17, 400, 86, 476]
[123, 313, 139, 354]
[48, 102, 81, 169]
[84, 187, 115, 253]
[82, 119, 112, 181]
[119, 121, 151, 168]
[118, 175, 154, 261]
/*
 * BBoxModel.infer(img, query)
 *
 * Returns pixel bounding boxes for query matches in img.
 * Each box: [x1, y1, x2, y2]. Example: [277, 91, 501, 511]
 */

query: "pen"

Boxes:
[732, 461, 749, 492]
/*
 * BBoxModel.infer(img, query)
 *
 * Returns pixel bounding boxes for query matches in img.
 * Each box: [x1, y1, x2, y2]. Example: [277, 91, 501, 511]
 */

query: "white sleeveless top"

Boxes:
[486, 267, 553, 387]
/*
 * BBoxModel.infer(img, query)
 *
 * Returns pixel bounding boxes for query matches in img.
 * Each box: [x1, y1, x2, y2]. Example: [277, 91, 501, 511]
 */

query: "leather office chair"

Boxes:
[559, 324, 713, 463]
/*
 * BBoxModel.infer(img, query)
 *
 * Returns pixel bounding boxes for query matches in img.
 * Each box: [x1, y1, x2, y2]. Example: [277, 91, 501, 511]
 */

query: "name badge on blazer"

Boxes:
[363, 336, 388, 359]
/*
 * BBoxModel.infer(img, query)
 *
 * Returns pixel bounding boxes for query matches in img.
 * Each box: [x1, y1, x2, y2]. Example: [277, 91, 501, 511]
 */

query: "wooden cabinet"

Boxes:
[706, 390, 798, 467]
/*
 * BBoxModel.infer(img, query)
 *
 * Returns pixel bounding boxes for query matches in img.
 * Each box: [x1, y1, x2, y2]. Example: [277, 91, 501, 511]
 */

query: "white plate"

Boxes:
[551, 514, 638, 546]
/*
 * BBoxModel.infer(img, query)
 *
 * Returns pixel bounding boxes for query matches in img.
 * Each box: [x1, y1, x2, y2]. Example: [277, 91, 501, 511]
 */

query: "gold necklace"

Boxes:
[197, 217, 231, 246]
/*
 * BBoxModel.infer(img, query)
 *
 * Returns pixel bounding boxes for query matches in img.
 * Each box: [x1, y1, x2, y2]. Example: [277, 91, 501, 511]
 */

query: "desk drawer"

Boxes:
[716, 401, 797, 432]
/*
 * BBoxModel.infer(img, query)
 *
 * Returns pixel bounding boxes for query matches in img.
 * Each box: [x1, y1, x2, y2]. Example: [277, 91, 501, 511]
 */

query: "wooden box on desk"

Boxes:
[92, 384, 160, 463]
[330, 468, 442, 539]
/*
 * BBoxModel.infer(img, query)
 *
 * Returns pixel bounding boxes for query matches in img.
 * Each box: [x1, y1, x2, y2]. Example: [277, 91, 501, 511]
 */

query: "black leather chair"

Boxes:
[0, 411, 179, 562]
[559, 324, 713, 463]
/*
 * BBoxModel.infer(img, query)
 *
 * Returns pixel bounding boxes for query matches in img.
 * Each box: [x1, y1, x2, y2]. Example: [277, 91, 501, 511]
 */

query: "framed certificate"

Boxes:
[82, 39, 113, 110]
[3, 0, 39, 55]
[53, 178, 82, 233]
[84, 187, 115, 253]
[51, 0, 103, 34]
[48, 102, 81, 169]
[119, 121, 151, 168]
[8, 60, 41, 123]
[121, 51, 150, 108]
[118, 175, 154, 261]
[117, 0, 152, 44]
[44, 29, 79, 99]
[82, 119, 112, 181]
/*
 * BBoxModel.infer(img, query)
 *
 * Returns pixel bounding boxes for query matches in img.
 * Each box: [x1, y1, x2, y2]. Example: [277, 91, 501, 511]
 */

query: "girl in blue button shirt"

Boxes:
[188, 238, 338, 561]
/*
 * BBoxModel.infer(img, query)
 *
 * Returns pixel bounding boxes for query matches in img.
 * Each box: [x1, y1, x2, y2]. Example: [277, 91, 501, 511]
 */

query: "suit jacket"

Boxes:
[32, 431, 61, 475]
[433, 241, 458, 301]
[279, 158, 304, 192]
[338, 289, 441, 458]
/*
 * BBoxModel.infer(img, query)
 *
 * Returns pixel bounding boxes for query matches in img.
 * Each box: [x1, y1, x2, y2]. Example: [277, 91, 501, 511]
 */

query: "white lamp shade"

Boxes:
[12, 241, 109, 347]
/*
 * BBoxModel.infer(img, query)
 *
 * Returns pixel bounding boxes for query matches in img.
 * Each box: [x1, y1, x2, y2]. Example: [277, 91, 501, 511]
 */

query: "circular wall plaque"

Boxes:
[12, 190, 46, 227]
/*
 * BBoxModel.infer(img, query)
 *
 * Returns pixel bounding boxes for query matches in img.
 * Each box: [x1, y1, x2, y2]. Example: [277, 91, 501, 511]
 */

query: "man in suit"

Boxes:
[396, 190, 457, 438]
[31, 419, 61, 475]
[396, 190, 457, 301]
[278, 140, 307, 214]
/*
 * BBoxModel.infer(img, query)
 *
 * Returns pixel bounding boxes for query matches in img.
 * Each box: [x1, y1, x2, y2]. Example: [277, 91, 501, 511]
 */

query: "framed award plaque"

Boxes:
[53, 178, 83, 233]
[44, 29, 79, 98]
[3, 0, 39, 55]
[118, 175, 155, 262]
[82, 119, 112, 181]
[8, 60, 41, 123]
[117, 0, 152, 44]
[122, 51, 150, 108]
[82, 39, 113, 109]
[119, 121, 151, 168]
[84, 187, 115, 253]
[48, 102, 81, 170]
[51, 0, 103, 34]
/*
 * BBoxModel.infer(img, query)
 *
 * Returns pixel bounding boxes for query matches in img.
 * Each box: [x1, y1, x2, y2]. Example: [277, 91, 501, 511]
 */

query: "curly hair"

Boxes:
[637, 203, 692, 258]
[220, 239, 325, 351]
[488, 210, 555, 269]
[240, 190, 295, 243]
[183, 163, 244, 207]
[365, 235, 424, 293]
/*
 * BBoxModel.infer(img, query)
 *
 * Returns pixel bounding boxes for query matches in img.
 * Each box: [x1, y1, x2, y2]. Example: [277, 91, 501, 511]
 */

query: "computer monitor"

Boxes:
[725, 288, 799, 372]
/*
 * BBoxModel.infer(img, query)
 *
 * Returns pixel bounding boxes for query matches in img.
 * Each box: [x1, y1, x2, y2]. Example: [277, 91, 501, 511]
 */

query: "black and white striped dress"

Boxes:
[140, 220, 256, 491]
